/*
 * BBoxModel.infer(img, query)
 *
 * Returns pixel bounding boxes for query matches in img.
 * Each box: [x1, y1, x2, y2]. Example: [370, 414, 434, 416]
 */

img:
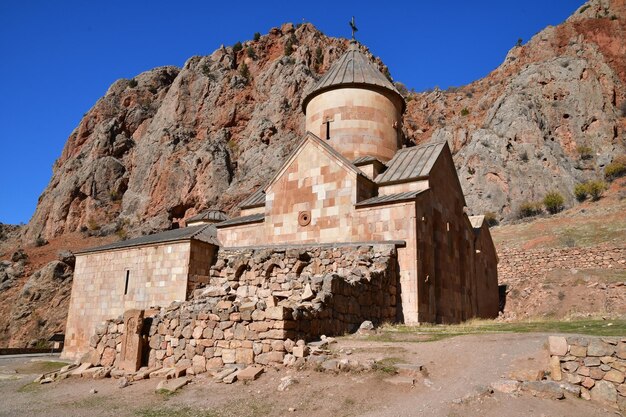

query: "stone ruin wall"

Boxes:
[498, 245, 626, 285]
[547, 335, 626, 411]
[85, 243, 399, 371]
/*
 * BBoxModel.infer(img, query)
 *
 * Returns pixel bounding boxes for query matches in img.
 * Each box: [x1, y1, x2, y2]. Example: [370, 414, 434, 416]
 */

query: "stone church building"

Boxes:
[62, 41, 498, 361]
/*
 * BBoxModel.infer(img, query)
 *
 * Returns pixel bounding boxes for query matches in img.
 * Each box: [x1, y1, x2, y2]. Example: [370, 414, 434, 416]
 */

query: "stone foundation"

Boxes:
[85, 244, 399, 370]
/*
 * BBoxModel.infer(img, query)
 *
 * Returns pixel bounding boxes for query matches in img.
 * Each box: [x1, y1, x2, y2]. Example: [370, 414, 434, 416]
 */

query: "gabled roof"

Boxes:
[215, 213, 264, 228]
[263, 132, 372, 194]
[238, 188, 266, 209]
[355, 190, 427, 208]
[186, 209, 228, 223]
[375, 141, 447, 185]
[302, 41, 405, 113]
[76, 224, 218, 255]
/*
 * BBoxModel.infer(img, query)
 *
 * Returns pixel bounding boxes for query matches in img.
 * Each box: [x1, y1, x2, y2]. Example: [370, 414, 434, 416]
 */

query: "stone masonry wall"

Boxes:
[547, 335, 626, 411]
[498, 245, 626, 283]
[86, 244, 399, 371]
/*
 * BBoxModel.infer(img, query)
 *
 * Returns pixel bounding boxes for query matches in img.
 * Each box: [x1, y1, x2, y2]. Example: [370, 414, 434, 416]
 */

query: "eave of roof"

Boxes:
[355, 189, 427, 208]
[76, 225, 218, 255]
[215, 213, 265, 228]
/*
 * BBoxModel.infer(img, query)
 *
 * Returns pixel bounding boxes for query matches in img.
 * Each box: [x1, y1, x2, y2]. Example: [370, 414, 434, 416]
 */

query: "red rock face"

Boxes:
[20, 1, 626, 239]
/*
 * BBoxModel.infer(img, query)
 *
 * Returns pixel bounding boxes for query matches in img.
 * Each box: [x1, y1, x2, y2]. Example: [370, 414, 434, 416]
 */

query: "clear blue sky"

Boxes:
[0, 0, 584, 225]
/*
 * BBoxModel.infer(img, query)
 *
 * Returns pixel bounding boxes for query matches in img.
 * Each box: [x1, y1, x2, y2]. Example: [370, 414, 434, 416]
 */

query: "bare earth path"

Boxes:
[0, 333, 619, 417]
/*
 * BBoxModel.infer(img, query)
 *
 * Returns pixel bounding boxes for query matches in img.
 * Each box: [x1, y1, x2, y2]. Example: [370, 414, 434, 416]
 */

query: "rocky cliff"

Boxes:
[24, 0, 626, 243]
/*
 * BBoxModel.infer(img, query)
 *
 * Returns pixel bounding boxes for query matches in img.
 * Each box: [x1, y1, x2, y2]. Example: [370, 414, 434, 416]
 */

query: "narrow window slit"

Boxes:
[124, 270, 130, 295]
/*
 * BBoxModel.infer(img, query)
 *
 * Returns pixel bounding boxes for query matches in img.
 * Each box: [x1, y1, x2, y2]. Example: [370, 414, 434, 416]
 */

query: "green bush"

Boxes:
[604, 155, 626, 180]
[315, 46, 323, 66]
[239, 62, 251, 84]
[232, 41, 243, 53]
[586, 180, 607, 201]
[127, 78, 138, 88]
[577, 145, 593, 160]
[253, 32, 261, 41]
[246, 46, 256, 59]
[573, 183, 589, 202]
[460, 108, 470, 116]
[518, 201, 543, 218]
[284, 38, 293, 56]
[543, 191, 565, 214]
[484, 212, 499, 227]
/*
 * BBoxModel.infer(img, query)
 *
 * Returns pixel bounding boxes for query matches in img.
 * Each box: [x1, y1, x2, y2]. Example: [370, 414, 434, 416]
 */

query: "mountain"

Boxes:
[1, 0, 625, 347]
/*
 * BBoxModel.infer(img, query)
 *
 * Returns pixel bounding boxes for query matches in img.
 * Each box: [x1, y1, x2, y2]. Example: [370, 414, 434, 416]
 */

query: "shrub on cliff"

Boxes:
[573, 183, 589, 202]
[253, 32, 261, 41]
[576, 145, 593, 160]
[586, 180, 607, 201]
[543, 191, 564, 214]
[518, 201, 543, 218]
[604, 155, 626, 181]
[232, 41, 243, 53]
[239, 63, 251, 84]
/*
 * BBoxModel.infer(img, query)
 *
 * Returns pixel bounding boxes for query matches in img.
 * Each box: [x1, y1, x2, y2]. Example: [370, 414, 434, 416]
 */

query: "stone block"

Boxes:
[265, 306, 292, 320]
[222, 349, 236, 364]
[590, 380, 617, 405]
[156, 377, 188, 393]
[236, 348, 255, 365]
[548, 336, 567, 356]
[491, 380, 520, 394]
[192, 355, 206, 374]
[588, 339, 615, 357]
[604, 370, 625, 384]
[292, 346, 309, 358]
[570, 345, 587, 357]
[236, 365, 264, 381]
[206, 357, 224, 370]
[550, 356, 562, 381]
[521, 381, 565, 400]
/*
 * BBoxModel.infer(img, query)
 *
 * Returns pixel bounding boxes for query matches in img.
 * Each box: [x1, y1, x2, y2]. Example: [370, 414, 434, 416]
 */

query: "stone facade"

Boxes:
[218, 135, 498, 324]
[63, 239, 216, 360]
[305, 88, 402, 162]
[547, 335, 626, 411]
[85, 244, 398, 369]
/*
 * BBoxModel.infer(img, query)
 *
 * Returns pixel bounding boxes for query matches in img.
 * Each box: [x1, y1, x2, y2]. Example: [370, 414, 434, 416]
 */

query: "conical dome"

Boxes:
[302, 41, 405, 114]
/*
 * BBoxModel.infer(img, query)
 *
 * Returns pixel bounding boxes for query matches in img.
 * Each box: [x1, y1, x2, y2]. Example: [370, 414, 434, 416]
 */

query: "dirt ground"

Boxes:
[0, 333, 620, 417]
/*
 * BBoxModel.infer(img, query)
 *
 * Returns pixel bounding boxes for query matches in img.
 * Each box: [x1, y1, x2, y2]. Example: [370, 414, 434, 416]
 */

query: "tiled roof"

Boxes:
[76, 225, 218, 254]
[355, 190, 427, 207]
[375, 141, 447, 185]
[238, 188, 266, 209]
[302, 41, 404, 113]
[186, 210, 228, 223]
[215, 213, 265, 228]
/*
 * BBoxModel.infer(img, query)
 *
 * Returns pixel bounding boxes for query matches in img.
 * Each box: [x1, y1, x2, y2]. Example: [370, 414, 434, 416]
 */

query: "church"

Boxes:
[62, 40, 498, 361]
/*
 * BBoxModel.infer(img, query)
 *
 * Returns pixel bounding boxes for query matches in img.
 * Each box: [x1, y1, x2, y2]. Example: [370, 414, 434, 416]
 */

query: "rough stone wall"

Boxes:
[498, 246, 626, 283]
[547, 335, 626, 411]
[86, 244, 399, 369]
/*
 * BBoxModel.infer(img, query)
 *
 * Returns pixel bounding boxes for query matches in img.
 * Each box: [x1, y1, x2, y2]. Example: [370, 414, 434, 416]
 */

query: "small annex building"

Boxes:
[62, 40, 498, 361]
